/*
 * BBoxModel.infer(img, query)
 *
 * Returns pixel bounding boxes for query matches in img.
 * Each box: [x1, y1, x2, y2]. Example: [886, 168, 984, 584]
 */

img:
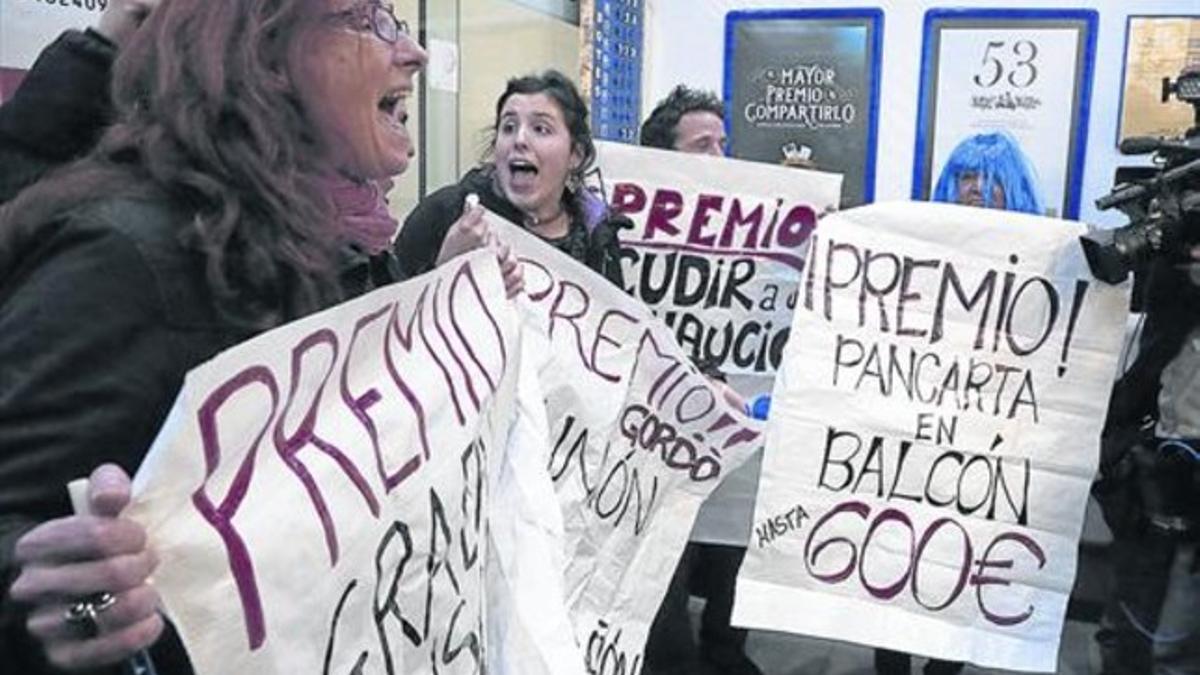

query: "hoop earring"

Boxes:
[567, 171, 583, 194]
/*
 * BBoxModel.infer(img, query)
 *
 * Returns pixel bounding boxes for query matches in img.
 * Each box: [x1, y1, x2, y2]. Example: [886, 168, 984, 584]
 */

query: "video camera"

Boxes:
[1082, 66, 1200, 284]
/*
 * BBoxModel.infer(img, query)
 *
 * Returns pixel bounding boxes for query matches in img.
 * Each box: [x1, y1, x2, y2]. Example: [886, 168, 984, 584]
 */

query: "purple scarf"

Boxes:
[322, 176, 400, 255]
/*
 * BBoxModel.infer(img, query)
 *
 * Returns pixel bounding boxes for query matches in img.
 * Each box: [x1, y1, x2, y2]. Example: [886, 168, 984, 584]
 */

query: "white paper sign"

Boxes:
[597, 141, 842, 394]
[125, 215, 769, 674]
[733, 202, 1129, 672]
[128, 251, 518, 675]
[502, 217, 765, 670]
[487, 331, 585, 675]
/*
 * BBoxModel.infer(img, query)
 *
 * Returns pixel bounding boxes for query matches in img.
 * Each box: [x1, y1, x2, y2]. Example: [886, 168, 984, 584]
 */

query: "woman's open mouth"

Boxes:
[377, 90, 409, 132]
[506, 158, 539, 190]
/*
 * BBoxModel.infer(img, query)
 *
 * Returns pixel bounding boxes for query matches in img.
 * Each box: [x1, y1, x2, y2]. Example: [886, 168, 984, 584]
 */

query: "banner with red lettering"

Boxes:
[124, 226, 766, 675]
[128, 250, 517, 674]
[503, 219, 765, 671]
[731, 202, 1129, 672]
[597, 141, 842, 396]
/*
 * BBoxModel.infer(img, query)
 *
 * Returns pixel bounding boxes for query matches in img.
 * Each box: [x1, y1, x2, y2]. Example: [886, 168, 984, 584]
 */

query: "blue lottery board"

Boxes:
[591, 0, 644, 143]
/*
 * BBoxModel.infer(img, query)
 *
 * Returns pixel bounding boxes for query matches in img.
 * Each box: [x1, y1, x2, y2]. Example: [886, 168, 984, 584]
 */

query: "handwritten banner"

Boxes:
[125, 216, 766, 674]
[732, 202, 1128, 672]
[572, 332, 765, 674]
[502, 217, 765, 672]
[127, 251, 518, 674]
[597, 140, 842, 394]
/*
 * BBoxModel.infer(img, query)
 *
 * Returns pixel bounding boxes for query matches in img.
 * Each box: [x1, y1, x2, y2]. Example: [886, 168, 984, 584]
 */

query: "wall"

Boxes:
[391, 0, 580, 217]
[387, 0, 424, 218]
[643, 0, 1196, 226]
[422, 0, 463, 204]
[458, 0, 582, 172]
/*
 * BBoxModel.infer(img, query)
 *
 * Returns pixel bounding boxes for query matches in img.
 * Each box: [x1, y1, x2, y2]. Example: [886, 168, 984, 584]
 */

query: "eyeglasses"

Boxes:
[326, 2, 411, 45]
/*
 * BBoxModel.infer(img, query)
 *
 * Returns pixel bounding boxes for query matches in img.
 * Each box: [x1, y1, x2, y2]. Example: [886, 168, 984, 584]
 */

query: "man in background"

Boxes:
[639, 84, 765, 675]
[639, 84, 727, 157]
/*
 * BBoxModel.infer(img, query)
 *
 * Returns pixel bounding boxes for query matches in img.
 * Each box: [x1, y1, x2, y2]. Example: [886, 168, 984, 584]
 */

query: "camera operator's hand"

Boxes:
[94, 0, 160, 47]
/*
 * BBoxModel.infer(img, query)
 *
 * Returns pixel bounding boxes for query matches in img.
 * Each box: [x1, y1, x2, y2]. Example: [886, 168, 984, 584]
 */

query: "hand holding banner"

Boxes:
[127, 251, 518, 674]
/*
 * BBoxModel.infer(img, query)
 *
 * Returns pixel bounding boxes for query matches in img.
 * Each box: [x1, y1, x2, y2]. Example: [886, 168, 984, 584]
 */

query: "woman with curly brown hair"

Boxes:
[0, 1, 426, 672]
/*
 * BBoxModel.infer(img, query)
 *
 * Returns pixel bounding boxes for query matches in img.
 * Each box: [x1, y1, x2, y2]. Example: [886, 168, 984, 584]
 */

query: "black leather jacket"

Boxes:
[0, 29, 117, 206]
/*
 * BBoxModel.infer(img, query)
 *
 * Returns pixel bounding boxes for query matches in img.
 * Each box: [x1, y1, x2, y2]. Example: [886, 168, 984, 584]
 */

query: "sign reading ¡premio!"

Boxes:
[733, 201, 1129, 673]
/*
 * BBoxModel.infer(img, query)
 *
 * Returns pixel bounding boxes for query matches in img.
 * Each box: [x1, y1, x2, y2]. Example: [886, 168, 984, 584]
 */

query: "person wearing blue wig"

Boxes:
[932, 130, 1046, 216]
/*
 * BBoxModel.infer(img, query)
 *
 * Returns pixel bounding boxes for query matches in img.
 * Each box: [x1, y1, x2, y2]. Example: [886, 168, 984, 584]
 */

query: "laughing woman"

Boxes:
[0, 1, 426, 672]
[396, 69, 629, 287]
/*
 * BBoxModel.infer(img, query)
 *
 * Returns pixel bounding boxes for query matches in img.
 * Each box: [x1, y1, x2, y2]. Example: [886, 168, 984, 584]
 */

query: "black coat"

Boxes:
[0, 200, 405, 675]
[0, 30, 117, 206]
[395, 166, 629, 288]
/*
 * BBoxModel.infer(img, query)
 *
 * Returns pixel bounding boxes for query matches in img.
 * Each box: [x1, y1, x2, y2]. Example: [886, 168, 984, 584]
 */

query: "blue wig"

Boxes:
[932, 131, 1045, 215]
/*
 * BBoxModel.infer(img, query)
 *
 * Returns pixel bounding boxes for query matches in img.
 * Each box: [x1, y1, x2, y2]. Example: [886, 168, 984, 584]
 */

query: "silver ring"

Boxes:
[64, 592, 117, 638]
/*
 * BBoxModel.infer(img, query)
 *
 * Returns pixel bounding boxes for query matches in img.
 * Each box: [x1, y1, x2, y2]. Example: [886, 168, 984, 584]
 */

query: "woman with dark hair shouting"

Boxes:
[396, 69, 630, 288]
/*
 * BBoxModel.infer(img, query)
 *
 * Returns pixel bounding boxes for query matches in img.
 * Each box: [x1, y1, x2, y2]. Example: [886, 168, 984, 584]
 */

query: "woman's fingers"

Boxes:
[437, 198, 522, 297]
[503, 272, 525, 298]
[456, 204, 486, 242]
[26, 585, 161, 643]
[13, 516, 147, 566]
[87, 464, 133, 518]
[463, 204, 484, 229]
[495, 241, 525, 298]
[42, 613, 163, 671]
[435, 203, 490, 265]
[11, 548, 159, 604]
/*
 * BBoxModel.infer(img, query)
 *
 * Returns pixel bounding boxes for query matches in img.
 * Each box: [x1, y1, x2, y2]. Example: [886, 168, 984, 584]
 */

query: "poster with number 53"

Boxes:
[912, 10, 1097, 220]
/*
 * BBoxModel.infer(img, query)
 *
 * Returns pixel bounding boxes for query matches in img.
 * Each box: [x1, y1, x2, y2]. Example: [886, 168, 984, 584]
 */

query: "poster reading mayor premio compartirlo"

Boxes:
[913, 10, 1098, 220]
[725, 9, 882, 207]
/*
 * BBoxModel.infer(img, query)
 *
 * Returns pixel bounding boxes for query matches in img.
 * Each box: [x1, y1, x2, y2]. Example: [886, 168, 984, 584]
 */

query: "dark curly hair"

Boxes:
[0, 0, 342, 329]
[639, 85, 724, 150]
[484, 69, 599, 231]
[487, 69, 596, 187]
